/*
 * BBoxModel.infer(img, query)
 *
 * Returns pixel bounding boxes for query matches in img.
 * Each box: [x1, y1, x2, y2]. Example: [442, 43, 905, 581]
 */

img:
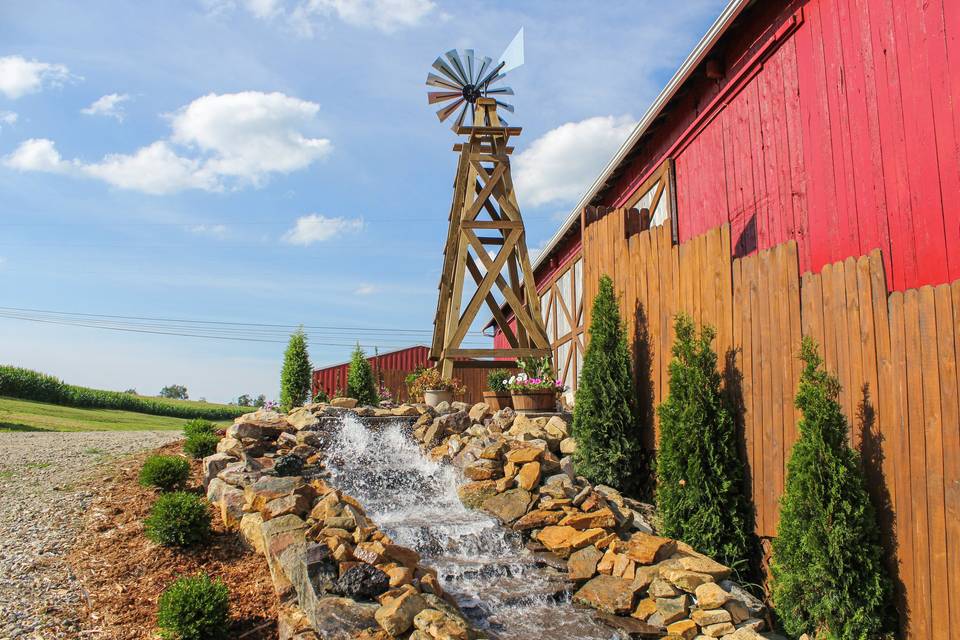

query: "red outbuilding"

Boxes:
[311, 345, 429, 402]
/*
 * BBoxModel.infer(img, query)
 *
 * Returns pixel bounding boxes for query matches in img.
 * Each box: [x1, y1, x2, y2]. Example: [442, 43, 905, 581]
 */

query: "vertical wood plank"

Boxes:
[770, 245, 786, 514]
[844, 256, 865, 448]
[758, 248, 775, 535]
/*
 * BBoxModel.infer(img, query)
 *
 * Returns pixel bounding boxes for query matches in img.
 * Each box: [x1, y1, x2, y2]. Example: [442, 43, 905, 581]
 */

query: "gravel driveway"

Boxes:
[0, 431, 181, 640]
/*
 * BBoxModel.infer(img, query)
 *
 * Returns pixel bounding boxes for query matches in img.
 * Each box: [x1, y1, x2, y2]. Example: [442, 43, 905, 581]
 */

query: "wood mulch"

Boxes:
[67, 441, 279, 640]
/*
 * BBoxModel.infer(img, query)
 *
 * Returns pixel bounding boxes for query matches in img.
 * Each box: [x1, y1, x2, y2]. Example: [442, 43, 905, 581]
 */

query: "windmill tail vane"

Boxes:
[425, 28, 524, 130]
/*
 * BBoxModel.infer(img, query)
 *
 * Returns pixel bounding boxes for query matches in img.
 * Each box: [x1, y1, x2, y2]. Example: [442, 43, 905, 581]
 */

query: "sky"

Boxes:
[0, 0, 727, 403]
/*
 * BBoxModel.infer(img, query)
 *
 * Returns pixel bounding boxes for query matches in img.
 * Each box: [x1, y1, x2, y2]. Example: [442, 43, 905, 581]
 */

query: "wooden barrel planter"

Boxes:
[482, 390, 512, 411]
[511, 390, 557, 413]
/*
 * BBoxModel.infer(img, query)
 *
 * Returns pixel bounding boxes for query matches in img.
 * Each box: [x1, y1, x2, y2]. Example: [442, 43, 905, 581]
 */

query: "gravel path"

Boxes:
[0, 431, 181, 640]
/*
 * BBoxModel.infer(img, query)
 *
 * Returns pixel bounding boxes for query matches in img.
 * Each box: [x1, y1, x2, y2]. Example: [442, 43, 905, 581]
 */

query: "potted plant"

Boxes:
[408, 367, 465, 407]
[482, 368, 513, 410]
[508, 356, 565, 413]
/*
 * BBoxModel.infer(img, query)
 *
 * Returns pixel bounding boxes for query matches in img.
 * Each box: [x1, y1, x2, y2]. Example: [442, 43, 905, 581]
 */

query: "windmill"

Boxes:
[426, 29, 552, 379]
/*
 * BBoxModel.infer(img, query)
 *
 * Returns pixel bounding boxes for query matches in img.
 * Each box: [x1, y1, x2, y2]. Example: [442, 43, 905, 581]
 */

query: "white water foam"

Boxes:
[324, 415, 623, 640]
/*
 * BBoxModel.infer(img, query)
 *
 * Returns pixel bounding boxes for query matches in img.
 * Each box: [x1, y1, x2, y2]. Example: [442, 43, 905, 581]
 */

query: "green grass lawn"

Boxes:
[0, 396, 233, 432]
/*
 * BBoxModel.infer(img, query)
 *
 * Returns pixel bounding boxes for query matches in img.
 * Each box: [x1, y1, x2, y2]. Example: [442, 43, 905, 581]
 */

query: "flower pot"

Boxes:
[423, 389, 453, 407]
[482, 390, 513, 411]
[510, 389, 557, 413]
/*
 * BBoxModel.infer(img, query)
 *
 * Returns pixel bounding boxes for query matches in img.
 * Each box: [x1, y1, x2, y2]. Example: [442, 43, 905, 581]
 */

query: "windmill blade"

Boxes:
[452, 102, 470, 131]
[432, 57, 464, 86]
[485, 86, 514, 96]
[445, 50, 469, 85]
[498, 27, 524, 73]
[476, 60, 506, 90]
[428, 91, 462, 105]
[426, 72, 462, 91]
[475, 56, 492, 86]
[465, 49, 475, 84]
[495, 100, 515, 113]
[436, 97, 465, 122]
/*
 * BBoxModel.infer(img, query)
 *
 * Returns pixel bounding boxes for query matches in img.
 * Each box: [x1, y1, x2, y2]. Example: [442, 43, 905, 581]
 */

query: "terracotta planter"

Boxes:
[482, 390, 513, 411]
[423, 389, 453, 407]
[510, 389, 557, 413]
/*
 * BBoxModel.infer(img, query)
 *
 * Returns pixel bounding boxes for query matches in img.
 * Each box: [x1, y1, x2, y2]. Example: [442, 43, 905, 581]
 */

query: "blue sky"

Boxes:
[0, 0, 726, 402]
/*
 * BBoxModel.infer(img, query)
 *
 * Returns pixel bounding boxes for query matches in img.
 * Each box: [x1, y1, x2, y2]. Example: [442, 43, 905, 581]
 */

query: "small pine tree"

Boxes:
[572, 275, 644, 493]
[346, 343, 377, 405]
[771, 337, 894, 640]
[280, 327, 312, 410]
[656, 314, 752, 572]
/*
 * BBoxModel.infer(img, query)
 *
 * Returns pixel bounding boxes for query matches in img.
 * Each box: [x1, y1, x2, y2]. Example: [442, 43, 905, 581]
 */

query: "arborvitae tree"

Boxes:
[572, 275, 644, 493]
[656, 314, 752, 572]
[280, 327, 312, 410]
[771, 337, 894, 640]
[346, 343, 377, 406]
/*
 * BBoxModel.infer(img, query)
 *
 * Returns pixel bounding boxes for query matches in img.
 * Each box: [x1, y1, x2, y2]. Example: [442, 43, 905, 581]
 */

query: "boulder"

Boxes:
[516, 461, 541, 490]
[568, 545, 604, 581]
[620, 532, 677, 565]
[573, 575, 642, 615]
[434, 401, 451, 414]
[287, 407, 320, 430]
[492, 407, 516, 431]
[594, 613, 665, 639]
[206, 477, 230, 503]
[665, 619, 698, 640]
[655, 594, 690, 624]
[468, 402, 491, 422]
[240, 512, 265, 553]
[505, 446, 542, 464]
[422, 420, 447, 447]
[648, 577, 681, 599]
[219, 486, 246, 528]
[456, 480, 498, 509]
[309, 597, 378, 639]
[559, 507, 616, 530]
[536, 526, 606, 558]
[244, 475, 309, 512]
[661, 567, 713, 592]
[333, 563, 390, 600]
[463, 459, 501, 481]
[678, 554, 731, 580]
[544, 416, 569, 438]
[481, 488, 533, 524]
[701, 621, 735, 637]
[632, 597, 658, 621]
[375, 589, 428, 636]
[694, 582, 730, 609]
[559, 437, 578, 455]
[413, 607, 470, 640]
[216, 437, 244, 457]
[330, 397, 358, 408]
[690, 608, 731, 627]
[437, 410, 470, 434]
[512, 509, 565, 531]
[718, 579, 765, 617]
[450, 401, 470, 413]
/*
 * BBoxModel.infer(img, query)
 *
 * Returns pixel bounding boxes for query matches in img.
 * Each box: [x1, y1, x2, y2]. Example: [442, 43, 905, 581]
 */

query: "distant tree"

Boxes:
[253, 394, 266, 408]
[346, 343, 378, 405]
[236, 394, 253, 407]
[124, 388, 138, 395]
[572, 275, 645, 493]
[159, 384, 188, 400]
[771, 337, 894, 639]
[280, 327, 312, 410]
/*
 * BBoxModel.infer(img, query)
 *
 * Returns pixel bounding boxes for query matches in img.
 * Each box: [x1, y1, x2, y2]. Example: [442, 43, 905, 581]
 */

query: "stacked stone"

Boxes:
[412, 402, 772, 640]
[202, 406, 475, 640]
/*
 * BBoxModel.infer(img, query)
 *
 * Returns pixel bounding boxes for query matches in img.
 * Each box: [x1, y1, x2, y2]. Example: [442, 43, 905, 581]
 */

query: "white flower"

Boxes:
[508, 376, 516, 385]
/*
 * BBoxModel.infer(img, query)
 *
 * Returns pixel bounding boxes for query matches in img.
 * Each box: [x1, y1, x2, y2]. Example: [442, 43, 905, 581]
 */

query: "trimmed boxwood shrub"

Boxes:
[0, 365, 247, 420]
[182, 418, 215, 438]
[572, 275, 645, 493]
[771, 337, 894, 639]
[145, 492, 211, 547]
[157, 573, 229, 640]
[656, 314, 753, 573]
[183, 433, 219, 460]
[140, 455, 191, 491]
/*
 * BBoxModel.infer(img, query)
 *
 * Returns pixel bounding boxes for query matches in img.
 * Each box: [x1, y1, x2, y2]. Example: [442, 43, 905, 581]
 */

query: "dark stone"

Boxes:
[594, 612, 664, 638]
[274, 454, 305, 477]
[305, 542, 338, 595]
[331, 562, 389, 600]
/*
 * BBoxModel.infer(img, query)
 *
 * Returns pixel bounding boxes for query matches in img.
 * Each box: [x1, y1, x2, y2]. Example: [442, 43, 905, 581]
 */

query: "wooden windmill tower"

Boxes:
[425, 36, 551, 378]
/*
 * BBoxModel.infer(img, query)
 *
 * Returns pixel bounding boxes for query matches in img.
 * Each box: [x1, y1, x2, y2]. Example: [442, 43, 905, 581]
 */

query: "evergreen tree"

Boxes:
[656, 314, 752, 572]
[771, 337, 894, 640]
[572, 275, 644, 492]
[346, 343, 377, 406]
[279, 327, 312, 410]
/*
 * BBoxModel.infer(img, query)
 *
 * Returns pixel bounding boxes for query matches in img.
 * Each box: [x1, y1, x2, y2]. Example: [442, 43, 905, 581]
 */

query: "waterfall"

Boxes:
[324, 415, 624, 639]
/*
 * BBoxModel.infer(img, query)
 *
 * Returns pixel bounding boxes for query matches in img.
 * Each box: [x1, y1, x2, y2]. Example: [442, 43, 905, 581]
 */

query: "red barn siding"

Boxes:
[312, 346, 430, 400]
[596, 0, 960, 292]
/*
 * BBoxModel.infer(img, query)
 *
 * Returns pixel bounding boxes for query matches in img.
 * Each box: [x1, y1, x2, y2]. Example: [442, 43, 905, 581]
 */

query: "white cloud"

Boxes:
[0, 55, 74, 99]
[244, 0, 284, 18]
[217, 0, 435, 34]
[81, 93, 131, 121]
[0, 111, 17, 131]
[189, 223, 229, 238]
[354, 283, 377, 295]
[282, 213, 364, 246]
[514, 115, 636, 208]
[3, 91, 331, 195]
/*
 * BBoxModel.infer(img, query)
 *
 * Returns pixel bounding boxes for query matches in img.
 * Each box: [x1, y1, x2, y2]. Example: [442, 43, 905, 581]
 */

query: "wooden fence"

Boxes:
[582, 207, 959, 639]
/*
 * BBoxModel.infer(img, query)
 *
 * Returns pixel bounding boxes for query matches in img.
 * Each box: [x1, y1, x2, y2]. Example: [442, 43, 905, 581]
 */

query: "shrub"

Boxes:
[182, 418, 215, 438]
[486, 369, 510, 393]
[656, 314, 753, 572]
[279, 328, 312, 410]
[771, 337, 894, 639]
[346, 344, 377, 406]
[407, 368, 466, 402]
[140, 455, 191, 491]
[157, 573, 229, 640]
[0, 365, 247, 420]
[313, 389, 330, 403]
[183, 433, 219, 460]
[572, 275, 645, 493]
[145, 491, 211, 547]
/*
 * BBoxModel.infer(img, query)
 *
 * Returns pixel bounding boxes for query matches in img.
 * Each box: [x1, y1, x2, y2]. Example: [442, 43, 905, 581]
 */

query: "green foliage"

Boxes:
[486, 369, 510, 393]
[0, 365, 248, 420]
[156, 573, 229, 640]
[313, 389, 330, 403]
[279, 328, 312, 410]
[346, 343, 377, 406]
[145, 492, 211, 547]
[771, 338, 894, 639]
[572, 275, 644, 493]
[182, 419, 215, 438]
[159, 384, 189, 400]
[183, 433, 219, 459]
[140, 455, 191, 491]
[656, 314, 752, 572]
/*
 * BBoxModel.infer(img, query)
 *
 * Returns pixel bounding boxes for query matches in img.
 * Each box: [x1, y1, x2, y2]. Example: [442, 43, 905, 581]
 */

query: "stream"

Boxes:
[324, 415, 624, 640]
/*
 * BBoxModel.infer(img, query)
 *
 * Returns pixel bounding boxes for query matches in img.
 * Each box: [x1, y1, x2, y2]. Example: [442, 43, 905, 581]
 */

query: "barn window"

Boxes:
[625, 158, 676, 242]
[536, 255, 585, 395]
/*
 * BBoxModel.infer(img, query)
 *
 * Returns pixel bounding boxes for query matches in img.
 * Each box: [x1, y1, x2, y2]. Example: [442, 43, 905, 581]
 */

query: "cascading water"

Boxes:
[324, 415, 624, 640]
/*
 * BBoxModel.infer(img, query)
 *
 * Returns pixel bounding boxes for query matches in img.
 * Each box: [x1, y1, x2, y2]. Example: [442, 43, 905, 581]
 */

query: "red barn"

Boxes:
[312, 345, 429, 402]
[494, 0, 960, 636]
